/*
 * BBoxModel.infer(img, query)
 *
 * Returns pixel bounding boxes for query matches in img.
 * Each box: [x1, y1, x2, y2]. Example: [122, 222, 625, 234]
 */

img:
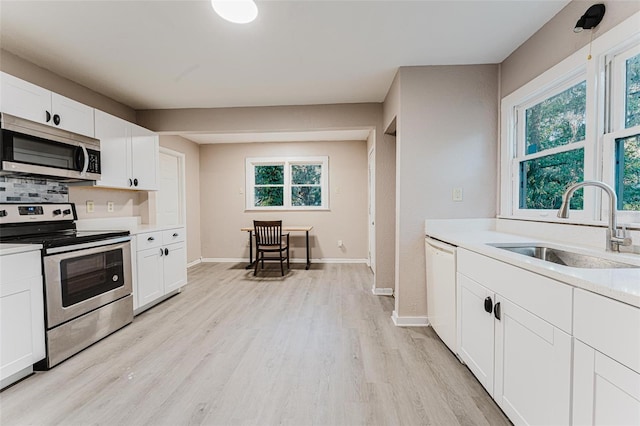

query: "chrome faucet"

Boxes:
[557, 181, 632, 252]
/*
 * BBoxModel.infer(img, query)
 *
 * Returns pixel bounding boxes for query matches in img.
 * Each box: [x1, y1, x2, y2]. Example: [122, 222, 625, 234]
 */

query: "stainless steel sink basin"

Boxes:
[488, 244, 639, 269]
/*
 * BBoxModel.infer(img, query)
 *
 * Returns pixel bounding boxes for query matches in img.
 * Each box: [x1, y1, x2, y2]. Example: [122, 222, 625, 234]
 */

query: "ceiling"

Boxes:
[0, 0, 570, 112]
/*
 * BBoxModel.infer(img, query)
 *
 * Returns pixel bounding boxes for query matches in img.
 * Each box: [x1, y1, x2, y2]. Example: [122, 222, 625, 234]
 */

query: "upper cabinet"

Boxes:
[0, 72, 94, 137]
[95, 110, 158, 191]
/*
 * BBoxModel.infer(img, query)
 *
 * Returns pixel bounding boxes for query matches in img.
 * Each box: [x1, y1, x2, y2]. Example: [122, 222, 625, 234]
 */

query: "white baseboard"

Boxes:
[391, 310, 429, 327]
[201, 258, 368, 264]
[371, 286, 394, 296]
[187, 258, 202, 268]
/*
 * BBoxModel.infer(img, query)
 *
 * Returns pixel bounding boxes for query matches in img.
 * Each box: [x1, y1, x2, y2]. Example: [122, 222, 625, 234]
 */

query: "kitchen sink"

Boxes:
[488, 243, 639, 269]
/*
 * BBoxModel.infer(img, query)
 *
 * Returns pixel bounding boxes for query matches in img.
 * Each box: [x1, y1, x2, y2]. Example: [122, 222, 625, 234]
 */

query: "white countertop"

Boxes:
[75, 217, 183, 235]
[425, 221, 640, 308]
[0, 243, 43, 256]
[128, 224, 185, 235]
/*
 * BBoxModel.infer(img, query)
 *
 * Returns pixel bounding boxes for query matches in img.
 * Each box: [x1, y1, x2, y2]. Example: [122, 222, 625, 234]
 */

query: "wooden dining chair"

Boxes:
[253, 220, 290, 276]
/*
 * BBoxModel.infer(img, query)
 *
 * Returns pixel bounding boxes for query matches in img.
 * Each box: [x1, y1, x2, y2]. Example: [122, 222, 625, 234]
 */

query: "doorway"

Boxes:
[157, 147, 186, 226]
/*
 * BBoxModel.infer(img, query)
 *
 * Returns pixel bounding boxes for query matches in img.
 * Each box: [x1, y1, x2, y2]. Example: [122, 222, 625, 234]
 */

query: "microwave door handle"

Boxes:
[79, 143, 89, 175]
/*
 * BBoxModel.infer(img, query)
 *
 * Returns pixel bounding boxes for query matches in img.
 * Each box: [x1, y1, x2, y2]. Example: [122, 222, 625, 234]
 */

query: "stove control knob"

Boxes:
[52, 209, 62, 216]
[63, 209, 72, 215]
[0, 210, 7, 218]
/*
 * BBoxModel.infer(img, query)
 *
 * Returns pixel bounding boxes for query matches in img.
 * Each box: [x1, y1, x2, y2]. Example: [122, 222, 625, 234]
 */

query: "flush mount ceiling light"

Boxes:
[574, 3, 606, 33]
[211, 0, 258, 24]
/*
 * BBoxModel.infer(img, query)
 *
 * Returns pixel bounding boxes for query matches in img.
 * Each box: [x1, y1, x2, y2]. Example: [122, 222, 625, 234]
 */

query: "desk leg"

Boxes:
[245, 231, 255, 269]
[305, 230, 311, 270]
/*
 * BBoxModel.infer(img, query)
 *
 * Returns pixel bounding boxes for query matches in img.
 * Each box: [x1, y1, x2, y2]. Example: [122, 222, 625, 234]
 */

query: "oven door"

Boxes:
[43, 239, 132, 328]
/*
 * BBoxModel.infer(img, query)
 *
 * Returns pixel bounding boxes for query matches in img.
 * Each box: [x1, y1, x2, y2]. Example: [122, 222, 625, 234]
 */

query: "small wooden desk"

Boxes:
[241, 226, 313, 270]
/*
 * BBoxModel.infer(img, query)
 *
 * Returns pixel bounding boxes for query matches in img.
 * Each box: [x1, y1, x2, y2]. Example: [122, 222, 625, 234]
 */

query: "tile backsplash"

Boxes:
[0, 177, 69, 203]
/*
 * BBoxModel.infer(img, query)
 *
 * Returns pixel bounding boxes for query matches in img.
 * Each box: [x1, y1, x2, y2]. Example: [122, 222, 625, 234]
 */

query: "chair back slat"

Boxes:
[254, 220, 283, 246]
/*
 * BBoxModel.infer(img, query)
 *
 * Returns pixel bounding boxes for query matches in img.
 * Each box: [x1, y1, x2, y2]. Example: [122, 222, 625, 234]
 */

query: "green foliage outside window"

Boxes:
[291, 164, 322, 207]
[616, 135, 640, 211]
[520, 149, 585, 210]
[255, 165, 284, 206]
[626, 54, 640, 128]
[255, 165, 284, 185]
[291, 165, 321, 185]
[525, 81, 587, 154]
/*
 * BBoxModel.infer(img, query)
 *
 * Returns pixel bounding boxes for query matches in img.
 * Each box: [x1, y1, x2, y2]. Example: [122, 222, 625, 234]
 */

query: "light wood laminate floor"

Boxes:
[1, 263, 510, 426]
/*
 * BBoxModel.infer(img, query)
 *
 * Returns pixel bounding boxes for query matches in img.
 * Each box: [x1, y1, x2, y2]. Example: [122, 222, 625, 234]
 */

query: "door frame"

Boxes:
[158, 147, 186, 226]
[368, 144, 376, 273]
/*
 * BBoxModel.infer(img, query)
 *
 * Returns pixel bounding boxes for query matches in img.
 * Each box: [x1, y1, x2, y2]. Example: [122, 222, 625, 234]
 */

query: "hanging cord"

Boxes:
[587, 29, 595, 60]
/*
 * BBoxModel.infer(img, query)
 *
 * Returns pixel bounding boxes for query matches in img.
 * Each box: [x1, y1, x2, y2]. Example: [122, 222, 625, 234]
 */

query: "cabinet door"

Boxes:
[163, 242, 187, 294]
[136, 247, 164, 308]
[95, 110, 132, 189]
[1, 72, 51, 125]
[457, 273, 495, 395]
[51, 93, 94, 137]
[425, 239, 457, 353]
[573, 339, 640, 426]
[130, 124, 158, 190]
[494, 296, 572, 426]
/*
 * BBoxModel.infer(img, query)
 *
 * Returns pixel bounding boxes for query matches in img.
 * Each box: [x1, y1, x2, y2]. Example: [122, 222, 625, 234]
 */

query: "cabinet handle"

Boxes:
[172, 233, 179, 237]
[133, 178, 138, 187]
[147, 236, 155, 241]
[484, 296, 493, 314]
[160, 248, 164, 256]
[494, 302, 501, 320]
[129, 178, 133, 187]
[164, 248, 169, 256]
[46, 111, 52, 123]
[53, 114, 61, 126]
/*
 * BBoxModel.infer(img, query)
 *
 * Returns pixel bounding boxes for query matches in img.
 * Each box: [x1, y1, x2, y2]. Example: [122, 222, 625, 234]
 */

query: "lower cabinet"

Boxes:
[133, 227, 187, 314]
[457, 249, 573, 426]
[0, 250, 45, 389]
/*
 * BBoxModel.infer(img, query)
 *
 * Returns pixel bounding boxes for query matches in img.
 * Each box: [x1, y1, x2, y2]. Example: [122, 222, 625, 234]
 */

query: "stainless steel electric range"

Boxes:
[0, 203, 133, 368]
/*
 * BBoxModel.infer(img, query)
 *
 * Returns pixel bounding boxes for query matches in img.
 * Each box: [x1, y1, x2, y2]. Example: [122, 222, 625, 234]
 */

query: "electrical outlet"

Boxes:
[86, 201, 95, 213]
[107, 201, 114, 213]
[452, 187, 463, 202]
[338, 240, 343, 247]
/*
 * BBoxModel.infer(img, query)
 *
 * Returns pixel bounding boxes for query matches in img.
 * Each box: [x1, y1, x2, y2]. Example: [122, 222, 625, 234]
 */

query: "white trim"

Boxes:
[371, 286, 393, 296]
[391, 310, 429, 327]
[201, 258, 368, 264]
[187, 258, 202, 268]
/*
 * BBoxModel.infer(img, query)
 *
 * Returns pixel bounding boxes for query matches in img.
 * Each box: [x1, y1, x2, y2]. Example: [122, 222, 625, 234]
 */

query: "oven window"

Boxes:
[60, 248, 124, 307]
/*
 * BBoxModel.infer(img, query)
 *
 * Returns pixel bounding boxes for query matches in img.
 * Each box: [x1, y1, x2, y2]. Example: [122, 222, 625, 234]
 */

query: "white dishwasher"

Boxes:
[425, 237, 457, 353]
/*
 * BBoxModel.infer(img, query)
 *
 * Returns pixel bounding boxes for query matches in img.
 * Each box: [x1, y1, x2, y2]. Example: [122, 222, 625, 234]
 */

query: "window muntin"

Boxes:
[246, 157, 328, 210]
[615, 134, 640, 211]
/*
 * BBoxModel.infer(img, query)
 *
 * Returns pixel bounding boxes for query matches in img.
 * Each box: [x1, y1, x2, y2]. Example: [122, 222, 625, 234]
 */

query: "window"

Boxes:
[246, 156, 328, 210]
[500, 17, 640, 225]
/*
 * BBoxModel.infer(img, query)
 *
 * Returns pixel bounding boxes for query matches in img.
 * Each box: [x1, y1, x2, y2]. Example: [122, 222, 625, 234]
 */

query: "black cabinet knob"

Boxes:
[129, 178, 133, 187]
[52, 209, 62, 216]
[46, 111, 52, 123]
[160, 248, 164, 256]
[484, 297, 493, 314]
[147, 236, 155, 241]
[494, 302, 501, 320]
[164, 248, 169, 256]
[133, 178, 138, 187]
[53, 114, 61, 125]
[172, 233, 178, 237]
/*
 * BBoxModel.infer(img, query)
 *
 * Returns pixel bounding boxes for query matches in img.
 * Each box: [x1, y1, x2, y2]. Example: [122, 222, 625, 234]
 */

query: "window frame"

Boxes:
[245, 156, 329, 211]
[499, 13, 640, 226]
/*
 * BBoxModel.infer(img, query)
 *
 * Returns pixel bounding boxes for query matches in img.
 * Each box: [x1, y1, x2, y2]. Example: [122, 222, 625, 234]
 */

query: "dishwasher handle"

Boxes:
[426, 237, 456, 255]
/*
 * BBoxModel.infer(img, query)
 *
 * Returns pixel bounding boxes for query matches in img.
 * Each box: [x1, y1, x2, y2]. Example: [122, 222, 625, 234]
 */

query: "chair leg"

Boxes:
[280, 254, 284, 276]
[254, 251, 260, 276]
[286, 246, 290, 268]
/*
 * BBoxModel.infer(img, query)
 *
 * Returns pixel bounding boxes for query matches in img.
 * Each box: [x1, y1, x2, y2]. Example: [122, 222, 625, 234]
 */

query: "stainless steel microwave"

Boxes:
[0, 113, 101, 181]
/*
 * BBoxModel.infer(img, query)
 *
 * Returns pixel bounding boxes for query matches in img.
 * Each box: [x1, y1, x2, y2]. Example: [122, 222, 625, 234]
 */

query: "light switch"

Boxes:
[86, 201, 95, 213]
[452, 187, 463, 202]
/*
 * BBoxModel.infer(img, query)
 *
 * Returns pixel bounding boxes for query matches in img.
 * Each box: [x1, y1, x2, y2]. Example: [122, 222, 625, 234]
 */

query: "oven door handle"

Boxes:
[45, 236, 131, 255]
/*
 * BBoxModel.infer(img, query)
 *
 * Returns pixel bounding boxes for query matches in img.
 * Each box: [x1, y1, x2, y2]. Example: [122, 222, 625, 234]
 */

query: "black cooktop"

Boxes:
[0, 229, 130, 248]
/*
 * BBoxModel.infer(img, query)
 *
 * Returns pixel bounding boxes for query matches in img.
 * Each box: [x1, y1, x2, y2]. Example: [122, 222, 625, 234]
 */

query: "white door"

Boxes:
[50, 93, 95, 136]
[573, 339, 640, 426]
[157, 151, 181, 226]
[457, 273, 495, 395]
[130, 125, 158, 190]
[94, 110, 131, 188]
[0, 72, 51, 125]
[136, 248, 164, 308]
[494, 296, 572, 426]
[368, 147, 376, 273]
[425, 238, 456, 353]
[163, 242, 187, 293]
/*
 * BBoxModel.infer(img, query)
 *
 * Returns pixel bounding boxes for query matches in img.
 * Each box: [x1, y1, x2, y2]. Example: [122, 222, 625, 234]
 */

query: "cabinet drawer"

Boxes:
[0, 251, 42, 285]
[163, 228, 185, 245]
[574, 288, 640, 373]
[136, 232, 163, 251]
[457, 248, 573, 333]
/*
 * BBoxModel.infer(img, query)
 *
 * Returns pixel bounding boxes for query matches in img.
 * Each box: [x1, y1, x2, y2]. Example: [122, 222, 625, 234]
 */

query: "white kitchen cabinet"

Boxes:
[1, 72, 94, 137]
[425, 237, 457, 353]
[457, 248, 573, 426]
[572, 288, 640, 425]
[133, 227, 187, 314]
[94, 110, 158, 191]
[0, 249, 45, 389]
[457, 273, 494, 395]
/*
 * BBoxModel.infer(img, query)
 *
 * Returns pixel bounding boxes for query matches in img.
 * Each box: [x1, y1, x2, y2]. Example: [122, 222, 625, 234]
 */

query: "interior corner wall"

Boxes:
[394, 65, 499, 319]
[500, 0, 640, 97]
[159, 135, 202, 264]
